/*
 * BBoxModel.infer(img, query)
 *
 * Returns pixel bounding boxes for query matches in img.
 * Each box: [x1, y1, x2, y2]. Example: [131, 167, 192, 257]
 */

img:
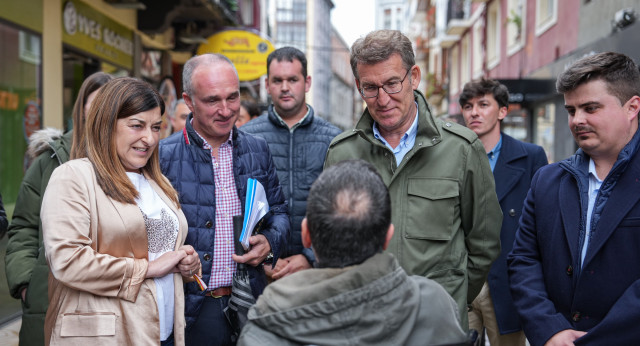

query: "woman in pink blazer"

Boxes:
[42, 77, 200, 346]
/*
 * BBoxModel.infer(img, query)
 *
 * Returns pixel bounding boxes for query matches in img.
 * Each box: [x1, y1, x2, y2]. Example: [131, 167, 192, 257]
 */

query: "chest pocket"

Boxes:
[405, 178, 458, 241]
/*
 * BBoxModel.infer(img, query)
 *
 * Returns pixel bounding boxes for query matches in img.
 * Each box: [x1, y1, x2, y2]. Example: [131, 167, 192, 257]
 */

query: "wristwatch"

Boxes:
[263, 251, 274, 265]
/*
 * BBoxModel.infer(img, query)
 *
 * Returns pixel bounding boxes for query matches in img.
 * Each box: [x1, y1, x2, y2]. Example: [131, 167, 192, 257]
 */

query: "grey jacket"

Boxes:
[238, 252, 467, 346]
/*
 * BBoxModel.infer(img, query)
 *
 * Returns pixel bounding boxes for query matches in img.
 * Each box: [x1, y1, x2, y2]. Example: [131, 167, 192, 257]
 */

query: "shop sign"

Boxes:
[62, 0, 133, 70]
[23, 101, 41, 142]
[197, 29, 275, 81]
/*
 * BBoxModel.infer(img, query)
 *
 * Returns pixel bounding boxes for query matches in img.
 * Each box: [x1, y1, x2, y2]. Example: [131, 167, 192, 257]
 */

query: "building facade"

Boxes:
[0, 0, 241, 325]
[414, 0, 640, 163]
[268, 0, 334, 120]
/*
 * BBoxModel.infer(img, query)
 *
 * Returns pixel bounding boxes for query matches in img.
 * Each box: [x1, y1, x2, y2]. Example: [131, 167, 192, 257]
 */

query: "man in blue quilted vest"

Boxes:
[159, 53, 289, 346]
[242, 47, 341, 279]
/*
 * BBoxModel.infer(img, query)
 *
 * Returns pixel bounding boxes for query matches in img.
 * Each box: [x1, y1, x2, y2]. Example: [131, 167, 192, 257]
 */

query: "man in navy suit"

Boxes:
[508, 52, 640, 346]
[460, 78, 547, 346]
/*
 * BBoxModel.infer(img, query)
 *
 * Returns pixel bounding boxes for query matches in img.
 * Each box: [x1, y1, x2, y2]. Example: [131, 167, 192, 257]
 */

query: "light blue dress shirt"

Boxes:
[487, 135, 502, 172]
[373, 103, 419, 166]
[582, 158, 604, 266]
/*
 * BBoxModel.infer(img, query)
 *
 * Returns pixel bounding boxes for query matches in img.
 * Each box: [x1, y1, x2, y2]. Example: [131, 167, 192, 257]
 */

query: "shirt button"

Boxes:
[509, 209, 516, 217]
[205, 221, 213, 228]
[566, 265, 573, 276]
[572, 311, 581, 322]
[203, 253, 212, 261]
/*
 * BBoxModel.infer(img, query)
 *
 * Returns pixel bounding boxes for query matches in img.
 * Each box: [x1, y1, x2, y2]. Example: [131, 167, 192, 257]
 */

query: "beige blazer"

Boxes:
[42, 158, 187, 345]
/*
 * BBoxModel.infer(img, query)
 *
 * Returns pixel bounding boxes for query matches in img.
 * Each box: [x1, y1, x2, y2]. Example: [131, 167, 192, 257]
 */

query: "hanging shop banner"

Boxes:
[0, 0, 43, 32]
[62, 0, 133, 70]
[197, 29, 275, 81]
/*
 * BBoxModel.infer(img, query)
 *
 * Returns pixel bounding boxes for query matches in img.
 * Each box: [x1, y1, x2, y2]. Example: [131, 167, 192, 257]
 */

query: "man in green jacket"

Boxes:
[324, 30, 502, 327]
[5, 129, 71, 345]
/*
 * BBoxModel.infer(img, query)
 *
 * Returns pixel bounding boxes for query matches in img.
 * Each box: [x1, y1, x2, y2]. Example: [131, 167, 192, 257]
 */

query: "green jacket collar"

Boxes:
[354, 90, 442, 148]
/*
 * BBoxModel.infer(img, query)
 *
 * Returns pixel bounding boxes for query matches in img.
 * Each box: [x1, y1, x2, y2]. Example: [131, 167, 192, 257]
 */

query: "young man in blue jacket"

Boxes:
[460, 78, 547, 345]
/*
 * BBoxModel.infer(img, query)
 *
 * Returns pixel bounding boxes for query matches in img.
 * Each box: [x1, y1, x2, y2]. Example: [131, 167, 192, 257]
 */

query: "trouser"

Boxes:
[468, 282, 527, 346]
[186, 295, 234, 346]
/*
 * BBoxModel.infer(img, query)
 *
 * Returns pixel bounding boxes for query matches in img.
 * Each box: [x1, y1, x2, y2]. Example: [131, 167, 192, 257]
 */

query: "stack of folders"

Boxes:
[240, 178, 270, 250]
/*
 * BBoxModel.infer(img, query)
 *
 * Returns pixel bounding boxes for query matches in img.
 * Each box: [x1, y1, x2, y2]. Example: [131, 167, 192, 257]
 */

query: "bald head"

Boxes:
[182, 54, 238, 98]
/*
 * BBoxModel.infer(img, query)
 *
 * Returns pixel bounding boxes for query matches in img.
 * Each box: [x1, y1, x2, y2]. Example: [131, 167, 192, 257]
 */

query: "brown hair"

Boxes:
[350, 30, 415, 81]
[70, 72, 114, 159]
[557, 52, 640, 105]
[85, 77, 179, 207]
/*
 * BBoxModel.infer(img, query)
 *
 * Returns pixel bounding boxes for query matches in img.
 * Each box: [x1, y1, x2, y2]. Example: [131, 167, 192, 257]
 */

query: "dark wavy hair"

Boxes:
[459, 78, 510, 109]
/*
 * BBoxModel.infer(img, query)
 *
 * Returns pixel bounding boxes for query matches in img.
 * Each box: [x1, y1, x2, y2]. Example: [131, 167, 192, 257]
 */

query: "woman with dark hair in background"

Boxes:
[4, 72, 113, 346]
[41, 77, 199, 345]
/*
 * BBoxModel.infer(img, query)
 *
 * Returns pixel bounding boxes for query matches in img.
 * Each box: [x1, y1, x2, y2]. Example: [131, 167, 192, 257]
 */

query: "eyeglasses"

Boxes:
[359, 69, 411, 98]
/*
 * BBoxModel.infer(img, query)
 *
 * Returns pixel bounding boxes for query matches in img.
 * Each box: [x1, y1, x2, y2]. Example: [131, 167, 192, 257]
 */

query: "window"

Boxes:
[472, 21, 483, 78]
[536, 0, 557, 36]
[450, 45, 460, 94]
[506, 0, 525, 56]
[486, 0, 500, 69]
[461, 35, 470, 87]
[384, 9, 391, 29]
[535, 102, 555, 162]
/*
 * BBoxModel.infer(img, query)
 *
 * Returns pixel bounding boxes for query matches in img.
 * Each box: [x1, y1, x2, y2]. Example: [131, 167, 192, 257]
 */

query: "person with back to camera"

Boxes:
[238, 159, 468, 346]
[41, 77, 200, 345]
[508, 52, 640, 345]
[4, 72, 113, 346]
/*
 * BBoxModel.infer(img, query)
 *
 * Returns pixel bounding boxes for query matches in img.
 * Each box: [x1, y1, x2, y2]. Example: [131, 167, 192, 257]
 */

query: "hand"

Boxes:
[146, 250, 187, 278]
[544, 329, 587, 346]
[264, 258, 289, 279]
[177, 245, 201, 277]
[20, 287, 27, 302]
[232, 234, 271, 267]
[271, 255, 311, 280]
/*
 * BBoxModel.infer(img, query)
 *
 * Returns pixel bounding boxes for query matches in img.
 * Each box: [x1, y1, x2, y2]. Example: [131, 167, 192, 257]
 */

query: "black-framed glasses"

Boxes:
[359, 69, 411, 98]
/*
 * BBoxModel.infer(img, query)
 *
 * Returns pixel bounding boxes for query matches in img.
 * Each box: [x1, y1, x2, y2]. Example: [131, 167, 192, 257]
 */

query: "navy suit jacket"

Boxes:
[488, 133, 547, 334]
[508, 137, 640, 345]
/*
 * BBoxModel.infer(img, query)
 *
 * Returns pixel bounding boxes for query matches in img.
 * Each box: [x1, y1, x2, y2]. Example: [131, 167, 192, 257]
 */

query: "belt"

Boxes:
[207, 286, 232, 298]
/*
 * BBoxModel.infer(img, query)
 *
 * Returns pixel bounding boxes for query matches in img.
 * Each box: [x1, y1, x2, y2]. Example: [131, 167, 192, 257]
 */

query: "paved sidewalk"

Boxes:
[0, 316, 20, 346]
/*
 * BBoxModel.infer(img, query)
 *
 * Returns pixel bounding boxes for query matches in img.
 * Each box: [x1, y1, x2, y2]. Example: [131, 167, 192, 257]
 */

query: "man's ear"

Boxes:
[301, 218, 311, 248]
[305, 75, 312, 93]
[183, 92, 194, 114]
[382, 224, 395, 250]
[498, 106, 508, 121]
[626, 95, 640, 122]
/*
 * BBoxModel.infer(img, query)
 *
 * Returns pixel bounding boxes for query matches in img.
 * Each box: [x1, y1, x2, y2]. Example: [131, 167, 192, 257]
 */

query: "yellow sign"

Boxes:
[197, 29, 275, 82]
[62, 0, 133, 70]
